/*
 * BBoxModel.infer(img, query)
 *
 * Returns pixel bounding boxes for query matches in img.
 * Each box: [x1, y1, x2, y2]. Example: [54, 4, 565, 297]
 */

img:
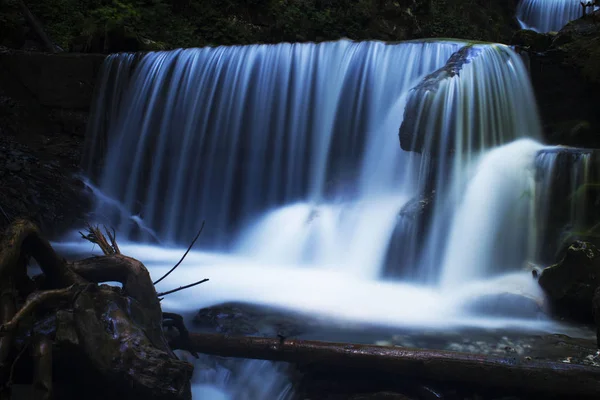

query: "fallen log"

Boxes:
[184, 333, 600, 397]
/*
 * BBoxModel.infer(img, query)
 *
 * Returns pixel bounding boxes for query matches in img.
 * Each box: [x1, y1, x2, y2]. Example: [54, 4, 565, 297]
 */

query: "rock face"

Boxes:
[538, 241, 600, 322]
[512, 11, 600, 147]
[0, 49, 106, 238]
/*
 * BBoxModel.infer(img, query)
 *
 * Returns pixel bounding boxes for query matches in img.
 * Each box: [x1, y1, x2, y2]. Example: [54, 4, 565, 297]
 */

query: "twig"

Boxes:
[79, 223, 120, 255]
[106, 226, 121, 255]
[156, 278, 208, 297]
[153, 221, 205, 285]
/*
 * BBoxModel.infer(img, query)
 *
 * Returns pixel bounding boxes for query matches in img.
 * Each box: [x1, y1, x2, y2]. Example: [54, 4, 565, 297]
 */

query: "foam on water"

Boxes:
[54, 240, 555, 331]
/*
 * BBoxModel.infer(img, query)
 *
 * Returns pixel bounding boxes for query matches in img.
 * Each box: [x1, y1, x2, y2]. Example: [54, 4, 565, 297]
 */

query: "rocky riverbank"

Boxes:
[0, 49, 105, 237]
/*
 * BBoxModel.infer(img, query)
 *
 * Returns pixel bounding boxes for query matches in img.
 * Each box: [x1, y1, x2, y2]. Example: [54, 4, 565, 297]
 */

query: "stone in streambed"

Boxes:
[538, 241, 600, 322]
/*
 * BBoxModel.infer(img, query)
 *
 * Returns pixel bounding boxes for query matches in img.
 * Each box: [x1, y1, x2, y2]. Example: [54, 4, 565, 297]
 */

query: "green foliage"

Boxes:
[0, 0, 25, 47]
[2, 0, 519, 52]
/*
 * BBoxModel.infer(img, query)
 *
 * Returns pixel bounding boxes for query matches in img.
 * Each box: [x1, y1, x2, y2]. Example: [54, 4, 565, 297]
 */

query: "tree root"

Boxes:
[0, 285, 91, 335]
[0, 292, 16, 367]
[32, 335, 52, 400]
[0, 219, 194, 399]
[0, 219, 85, 288]
[70, 255, 161, 311]
[79, 224, 120, 255]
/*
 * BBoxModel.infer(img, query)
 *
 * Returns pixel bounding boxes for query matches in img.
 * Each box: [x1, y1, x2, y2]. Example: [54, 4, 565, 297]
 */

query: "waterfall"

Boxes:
[534, 147, 597, 264]
[84, 39, 544, 284]
[440, 139, 542, 288]
[516, 0, 587, 33]
[86, 40, 462, 250]
[72, 38, 579, 398]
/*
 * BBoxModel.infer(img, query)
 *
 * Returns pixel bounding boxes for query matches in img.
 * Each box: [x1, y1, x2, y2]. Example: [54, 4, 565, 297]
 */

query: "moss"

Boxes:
[511, 29, 553, 52]
[561, 37, 600, 84]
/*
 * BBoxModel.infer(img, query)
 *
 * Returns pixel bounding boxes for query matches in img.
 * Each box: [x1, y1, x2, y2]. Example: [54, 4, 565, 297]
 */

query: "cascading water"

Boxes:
[397, 43, 542, 282]
[59, 38, 594, 399]
[86, 40, 462, 251]
[533, 147, 598, 263]
[516, 0, 592, 33]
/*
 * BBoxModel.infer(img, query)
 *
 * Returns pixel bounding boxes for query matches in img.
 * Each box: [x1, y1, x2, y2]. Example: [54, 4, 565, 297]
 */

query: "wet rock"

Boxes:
[383, 190, 435, 279]
[513, 11, 600, 147]
[538, 241, 600, 322]
[511, 29, 553, 52]
[399, 45, 482, 155]
[0, 50, 98, 238]
[0, 134, 92, 239]
[193, 303, 316, 338]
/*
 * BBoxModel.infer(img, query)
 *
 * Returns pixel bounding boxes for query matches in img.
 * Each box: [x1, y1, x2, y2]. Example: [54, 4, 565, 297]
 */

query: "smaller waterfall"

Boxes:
[516, 0, 588, 33]
[397, 43, 542, 283]
[440, 139, 542, 288]
[534, 147, 598, 263]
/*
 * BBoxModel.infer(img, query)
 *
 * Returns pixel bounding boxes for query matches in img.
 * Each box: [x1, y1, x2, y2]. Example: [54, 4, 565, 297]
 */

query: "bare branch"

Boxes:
[153, 221, 205, 285]
[156, 279, 208, 297]
[79, 223, 120, 255]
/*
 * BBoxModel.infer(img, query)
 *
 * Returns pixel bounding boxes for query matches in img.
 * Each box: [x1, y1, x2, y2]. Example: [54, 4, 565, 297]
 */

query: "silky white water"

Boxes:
[68, 39, 587, 398]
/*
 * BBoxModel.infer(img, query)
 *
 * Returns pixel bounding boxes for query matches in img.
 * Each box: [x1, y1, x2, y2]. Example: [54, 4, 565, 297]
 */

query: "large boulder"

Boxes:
[512, 11, 600, 148]
[538, 241, 600, 322]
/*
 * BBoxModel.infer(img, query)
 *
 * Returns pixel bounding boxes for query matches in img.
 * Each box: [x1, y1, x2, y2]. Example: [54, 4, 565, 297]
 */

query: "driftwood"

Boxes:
[0, 219, 193, 400]
[182, 333, 600, 398]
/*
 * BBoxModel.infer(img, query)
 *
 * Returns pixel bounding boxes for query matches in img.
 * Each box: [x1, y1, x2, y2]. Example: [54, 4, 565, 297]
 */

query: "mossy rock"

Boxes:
[538, 241, 600, 323]
[511, 29, 553, 52]
[521, 10, 600, 148]
[552, 12, 600, 84]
